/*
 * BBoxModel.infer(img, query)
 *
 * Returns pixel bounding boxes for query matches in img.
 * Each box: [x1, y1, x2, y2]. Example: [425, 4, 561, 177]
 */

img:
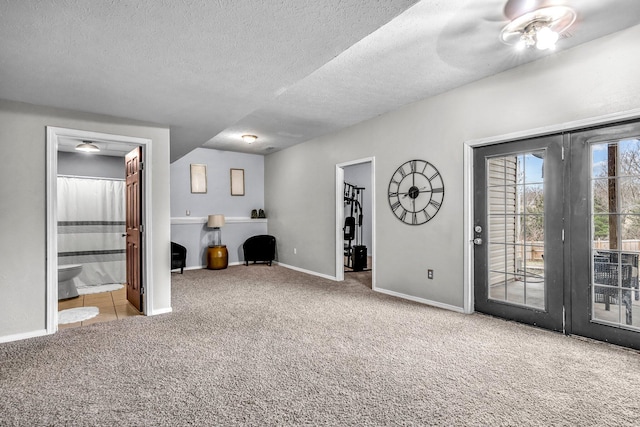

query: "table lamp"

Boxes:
[207, 214, 225, 247]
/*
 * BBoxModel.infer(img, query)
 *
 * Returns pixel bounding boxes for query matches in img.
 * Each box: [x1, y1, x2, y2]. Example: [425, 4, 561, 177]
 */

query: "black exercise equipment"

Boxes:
[352, 245, 367, 272]
[344, 182, 369, 272]
[344, 216, 355, 241]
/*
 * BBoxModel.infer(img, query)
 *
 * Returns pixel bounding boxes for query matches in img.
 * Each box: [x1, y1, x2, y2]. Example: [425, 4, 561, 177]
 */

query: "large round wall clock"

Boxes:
[388, 159, 444, 225]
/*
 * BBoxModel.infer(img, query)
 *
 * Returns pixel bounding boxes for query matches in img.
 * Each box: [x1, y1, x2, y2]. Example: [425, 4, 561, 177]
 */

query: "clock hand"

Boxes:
[400, 186, 428, 198]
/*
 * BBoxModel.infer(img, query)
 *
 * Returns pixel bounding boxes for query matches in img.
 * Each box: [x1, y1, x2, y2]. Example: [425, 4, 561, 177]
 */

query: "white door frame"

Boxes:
[46, 127, 153, 334]
[463, 108, 640, 315]
[335, 157, 376, 288]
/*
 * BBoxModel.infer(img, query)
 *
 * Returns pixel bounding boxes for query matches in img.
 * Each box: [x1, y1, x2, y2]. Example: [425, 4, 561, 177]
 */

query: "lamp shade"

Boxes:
[242, 134, 258, 143]
[75, 141, 100, 152]
[207, 214, 225, 228]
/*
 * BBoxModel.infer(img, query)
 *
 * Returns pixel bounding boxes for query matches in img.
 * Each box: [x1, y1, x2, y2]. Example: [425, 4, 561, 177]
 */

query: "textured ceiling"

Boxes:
[1, 0, 639, 160]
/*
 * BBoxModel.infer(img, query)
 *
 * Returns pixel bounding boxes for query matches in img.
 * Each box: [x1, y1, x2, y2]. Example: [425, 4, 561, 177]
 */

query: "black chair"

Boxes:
[593, 251, 635, 325]
[243, 235, 276, 266]
[171, 242, 187, 274]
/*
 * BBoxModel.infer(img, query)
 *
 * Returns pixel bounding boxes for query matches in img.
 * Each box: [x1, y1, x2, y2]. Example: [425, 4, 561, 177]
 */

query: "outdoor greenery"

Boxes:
[592, 140, 640, 241]
[516, 139, 640, 243]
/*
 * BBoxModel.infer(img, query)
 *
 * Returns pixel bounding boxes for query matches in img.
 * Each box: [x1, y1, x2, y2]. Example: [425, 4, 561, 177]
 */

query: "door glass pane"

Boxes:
[591, 139, 640, 329]
[592, 179, 615, 213]
[593, 285, 622, 324]
[619, 177, 640, 212]
[486, 151, 545, 309]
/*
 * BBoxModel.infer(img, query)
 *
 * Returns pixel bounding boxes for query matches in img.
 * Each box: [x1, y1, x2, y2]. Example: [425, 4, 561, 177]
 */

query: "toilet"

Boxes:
[58, 264, 83, 300]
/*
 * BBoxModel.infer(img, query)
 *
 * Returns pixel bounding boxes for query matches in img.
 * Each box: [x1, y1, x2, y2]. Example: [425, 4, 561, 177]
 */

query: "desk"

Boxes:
[207, 245, 228, 270]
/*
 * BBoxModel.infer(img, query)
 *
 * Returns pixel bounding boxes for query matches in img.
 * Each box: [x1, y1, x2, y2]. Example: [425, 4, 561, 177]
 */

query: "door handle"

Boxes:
[122, 233, 128, 237]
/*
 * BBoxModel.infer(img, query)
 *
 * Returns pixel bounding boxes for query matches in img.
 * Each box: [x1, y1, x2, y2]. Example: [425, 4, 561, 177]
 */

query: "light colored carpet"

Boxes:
[57, 306, 99, 324]
[1, 265, 639, 426]
[77, 283, 124, 295]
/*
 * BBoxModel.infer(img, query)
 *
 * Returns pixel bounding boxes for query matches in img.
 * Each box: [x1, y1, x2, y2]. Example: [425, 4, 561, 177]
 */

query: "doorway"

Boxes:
[472, 120, 640, 349]
[46, 127, 152, 334]
[336, 158, 375, 288]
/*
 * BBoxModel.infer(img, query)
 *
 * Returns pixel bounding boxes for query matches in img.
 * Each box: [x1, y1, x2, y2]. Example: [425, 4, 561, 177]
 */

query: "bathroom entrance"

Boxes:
[46, 127, 152, 332]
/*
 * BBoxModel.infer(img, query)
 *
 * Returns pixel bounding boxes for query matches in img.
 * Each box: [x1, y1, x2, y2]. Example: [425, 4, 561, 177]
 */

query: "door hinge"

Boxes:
[562, 229, 565, 242]
[561, 146, 565, 160]
[139, 162, 144, 171]
[139, 224, 144, 233]
[140, 286, 145, 295]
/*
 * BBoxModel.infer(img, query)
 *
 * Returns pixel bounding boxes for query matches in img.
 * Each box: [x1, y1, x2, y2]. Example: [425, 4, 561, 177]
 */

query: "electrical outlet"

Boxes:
[428, 269, 434, 280]
[294, 248, 297, 254]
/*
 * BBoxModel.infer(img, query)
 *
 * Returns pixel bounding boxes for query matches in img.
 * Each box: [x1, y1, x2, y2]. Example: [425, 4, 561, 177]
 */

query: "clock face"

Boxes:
[388, 159, 444, 225]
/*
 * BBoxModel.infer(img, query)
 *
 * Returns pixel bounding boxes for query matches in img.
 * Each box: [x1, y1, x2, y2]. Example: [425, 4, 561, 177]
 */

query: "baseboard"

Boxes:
[181, 261, 243, 272]
[275, 262, 338, 281]
[148, 307, 173, 316]
[374, 288, 465, 313]
[0, 328, 49, 344]
[181, 265, 204, 271]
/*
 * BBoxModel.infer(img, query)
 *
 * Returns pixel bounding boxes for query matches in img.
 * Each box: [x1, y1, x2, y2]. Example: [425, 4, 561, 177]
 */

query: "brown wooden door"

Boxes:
[125, 147, 143, 312]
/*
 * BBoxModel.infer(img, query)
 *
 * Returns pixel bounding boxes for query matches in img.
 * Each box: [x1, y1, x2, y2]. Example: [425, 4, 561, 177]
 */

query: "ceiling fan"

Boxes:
[434, 0, 580, 70]
[499, 1, 577, 51]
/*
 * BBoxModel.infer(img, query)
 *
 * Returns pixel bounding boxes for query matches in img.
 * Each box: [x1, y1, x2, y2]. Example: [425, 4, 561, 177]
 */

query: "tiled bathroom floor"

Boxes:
[58, 286, 141, 329]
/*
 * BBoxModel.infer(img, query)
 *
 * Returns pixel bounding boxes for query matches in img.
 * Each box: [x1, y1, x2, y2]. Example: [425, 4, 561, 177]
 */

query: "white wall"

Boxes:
[58, 151, 125, 179]
[0, 99, 171, 340]
[265, 25, 640, 309]
[170, 148, 267, 267]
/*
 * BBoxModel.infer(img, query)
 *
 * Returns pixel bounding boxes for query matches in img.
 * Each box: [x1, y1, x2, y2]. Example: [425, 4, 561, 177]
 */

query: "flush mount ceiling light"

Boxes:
[500, 6, 576, 51]
[241, 134, 258, 144]
[75, 141, 100, 153]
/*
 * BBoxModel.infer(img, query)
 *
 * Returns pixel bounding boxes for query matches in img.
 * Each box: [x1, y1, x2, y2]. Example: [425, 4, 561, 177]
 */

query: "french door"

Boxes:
[473, 134, 565, 332]
[569, 121, 640, 349]
[474, 121, 640, 350]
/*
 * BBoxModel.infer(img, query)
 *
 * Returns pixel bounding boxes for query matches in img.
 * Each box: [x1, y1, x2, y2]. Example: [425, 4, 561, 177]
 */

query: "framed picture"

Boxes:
[190, 164, 207, 194]
[230, 168, 245, 196]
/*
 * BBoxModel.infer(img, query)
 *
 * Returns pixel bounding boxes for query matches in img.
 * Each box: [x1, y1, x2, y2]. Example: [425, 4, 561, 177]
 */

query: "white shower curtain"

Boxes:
[57, 176, 126, 287]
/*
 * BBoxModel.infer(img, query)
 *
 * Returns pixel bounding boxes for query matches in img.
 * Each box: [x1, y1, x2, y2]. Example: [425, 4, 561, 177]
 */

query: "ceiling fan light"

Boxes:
[535, 26, 559, 50]
[518, 31, 536, 49]
[242, 134, 258, 144]
[75, 141, 100, 153]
